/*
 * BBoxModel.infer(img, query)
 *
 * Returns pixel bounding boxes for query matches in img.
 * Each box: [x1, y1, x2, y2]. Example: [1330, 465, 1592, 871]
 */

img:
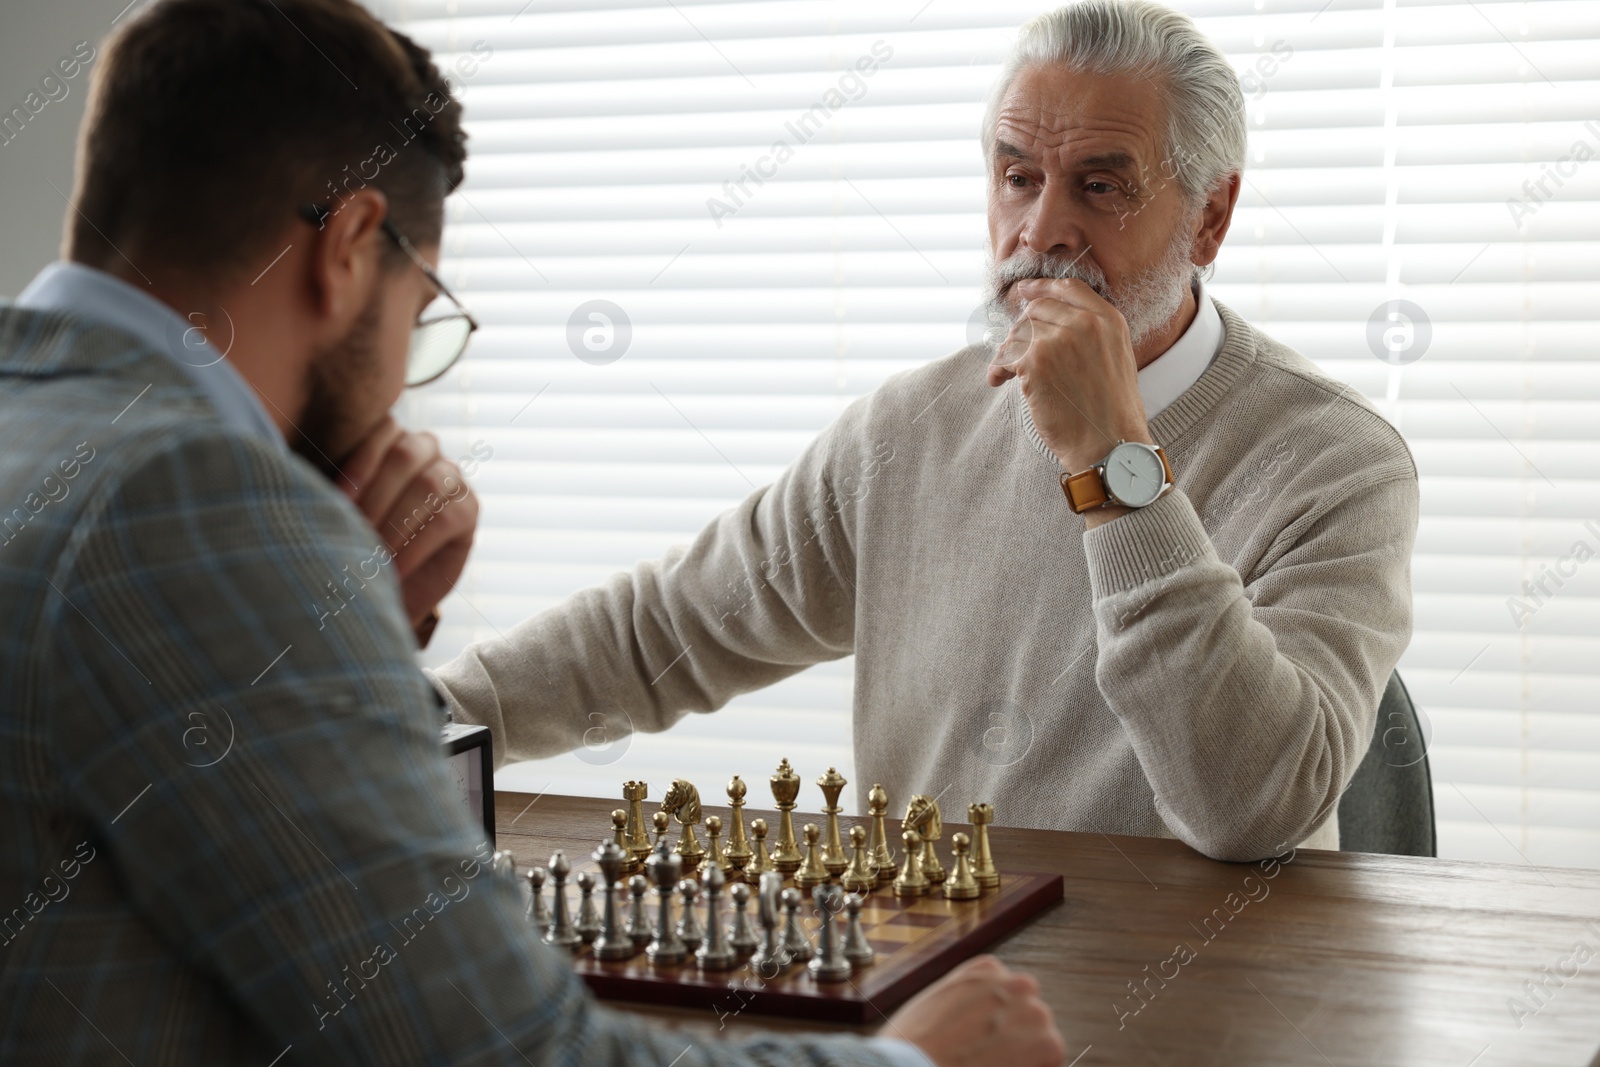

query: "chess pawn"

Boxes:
[892, 829, 929, 897]
[609, 809, 638, 874]
[624, 874, 651, 948]
[842, 893, 875, 966]
[817, 767, 849, 877]
[919, 829, 946, 886]
[675, 878, 704, 951]
[795, 823, 830, 889]
[808, 884, 852, 982]
[968, 802, 1000, 889]
[575, 871, 602, 943]
[867, 783, 896, 885]
[704, 815, 730, 878]
[695, 864, 737, 971]
[943, 832, 981, 901]
[746, 818, 773, 878]
[769, 758, 803, 873]
[623, 780, 651, 863]
[779, 887, 813, 963]
[592, 840, 636, 961]
[651, 810, 671, 853]
[544, 851, 582, 949]
[840, 824, 876, 894]
[723, 775, 754, 878]
[525, 867, 550, 935]
[644, 843, 687, 964]
[728, 882, 759, 956]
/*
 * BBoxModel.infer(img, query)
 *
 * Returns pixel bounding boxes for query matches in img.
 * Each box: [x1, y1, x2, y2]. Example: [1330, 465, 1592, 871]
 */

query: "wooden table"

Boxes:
[495, 791, 1600, 1067]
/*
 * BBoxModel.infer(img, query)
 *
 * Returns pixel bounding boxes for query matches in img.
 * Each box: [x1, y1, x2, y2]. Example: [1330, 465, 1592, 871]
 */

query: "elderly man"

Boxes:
[428, 0, 1418, 863]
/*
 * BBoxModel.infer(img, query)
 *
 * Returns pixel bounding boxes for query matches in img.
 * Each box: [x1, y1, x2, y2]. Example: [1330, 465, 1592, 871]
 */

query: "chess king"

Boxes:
[430, 0, 1415, 867]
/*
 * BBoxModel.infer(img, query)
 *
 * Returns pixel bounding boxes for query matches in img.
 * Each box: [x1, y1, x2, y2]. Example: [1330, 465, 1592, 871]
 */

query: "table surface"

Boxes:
[494, 791, 1600, 1067]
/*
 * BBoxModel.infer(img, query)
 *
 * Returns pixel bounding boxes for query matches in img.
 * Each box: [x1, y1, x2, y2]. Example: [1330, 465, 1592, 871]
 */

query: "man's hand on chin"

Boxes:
[336, 415, 480, 647]
[984, 277, 1153, 529]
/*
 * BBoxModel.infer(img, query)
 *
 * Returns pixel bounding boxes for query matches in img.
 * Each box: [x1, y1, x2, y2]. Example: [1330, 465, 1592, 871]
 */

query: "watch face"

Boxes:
[1103, 443, 1167, 507]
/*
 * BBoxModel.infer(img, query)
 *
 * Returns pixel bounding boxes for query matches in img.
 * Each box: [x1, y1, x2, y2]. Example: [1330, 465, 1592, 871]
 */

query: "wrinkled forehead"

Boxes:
[990, 65, 1169, 174]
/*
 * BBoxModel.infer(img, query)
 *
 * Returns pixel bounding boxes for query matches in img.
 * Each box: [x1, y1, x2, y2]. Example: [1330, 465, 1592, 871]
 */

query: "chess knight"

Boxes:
[660, 778, 706, 870]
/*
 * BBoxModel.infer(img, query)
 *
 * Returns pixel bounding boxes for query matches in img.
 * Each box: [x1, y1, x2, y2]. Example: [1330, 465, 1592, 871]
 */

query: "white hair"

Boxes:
[981, 0, 1247, 207]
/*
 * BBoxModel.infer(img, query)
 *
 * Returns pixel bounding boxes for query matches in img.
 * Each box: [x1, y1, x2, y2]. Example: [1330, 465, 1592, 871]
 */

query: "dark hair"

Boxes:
[68, 0, 467, 281]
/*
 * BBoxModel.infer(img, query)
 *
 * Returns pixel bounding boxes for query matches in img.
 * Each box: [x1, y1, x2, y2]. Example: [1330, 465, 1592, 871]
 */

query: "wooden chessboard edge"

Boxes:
[577, 872, 1066, 1025]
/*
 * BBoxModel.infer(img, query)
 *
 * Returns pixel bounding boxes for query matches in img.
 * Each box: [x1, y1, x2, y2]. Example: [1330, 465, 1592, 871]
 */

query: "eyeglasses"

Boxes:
[298, 203, 477, 387]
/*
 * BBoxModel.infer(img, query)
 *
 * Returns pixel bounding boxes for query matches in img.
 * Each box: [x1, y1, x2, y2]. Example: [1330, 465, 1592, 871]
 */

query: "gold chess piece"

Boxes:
[609, 809, 639, 873]
[723, 775, 754, 879]
[817, 767, 849, 877]
[795, 823, 830, 888]
[943, 832, 980, 900]
[841, 824, 876, 893]
[867, 783, 895, 885]
[905, 795, 945, 885]
[769, 759, 802, 874]
[662, 778, 706, 872]
[892, 828, 929, 897]
[705, 815, 731, 877]
[623, 780, 651, 863]
[969, 802, 999, 889]
[651, 810, 670, 852]
[747, 817, 773, 878]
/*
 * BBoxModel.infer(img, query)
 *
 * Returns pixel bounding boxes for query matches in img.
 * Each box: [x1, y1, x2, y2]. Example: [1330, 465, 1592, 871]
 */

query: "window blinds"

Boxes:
[373, 0, 1600, 869]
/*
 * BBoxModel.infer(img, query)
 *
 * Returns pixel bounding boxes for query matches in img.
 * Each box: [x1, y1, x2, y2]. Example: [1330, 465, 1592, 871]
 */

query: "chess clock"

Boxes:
[441, 722, 495, 847]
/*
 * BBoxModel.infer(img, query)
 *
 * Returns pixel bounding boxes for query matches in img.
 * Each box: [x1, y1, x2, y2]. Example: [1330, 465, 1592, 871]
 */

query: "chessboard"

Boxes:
[563, 860, 1064, 1023]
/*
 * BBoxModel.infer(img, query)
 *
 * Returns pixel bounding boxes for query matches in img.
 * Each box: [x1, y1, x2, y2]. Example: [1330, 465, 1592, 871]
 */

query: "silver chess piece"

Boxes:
[490, 849, 517, 884]
[525, 866, 550, 936]
[748, 871, 788, 975]
[624, 873, 651, 948]
[592, 840, 635, 961]
[575, 871, 602, 944]
[695, 864, 737, 971]
[728, 881, 758, 956]
[675, 877, 704, 952]
[544, 851, 581, 950]
[842, 892, 875, 966]
[645, 841, 687, 964]
[779, 886, 813, 963]
[808, 885, 852, 982]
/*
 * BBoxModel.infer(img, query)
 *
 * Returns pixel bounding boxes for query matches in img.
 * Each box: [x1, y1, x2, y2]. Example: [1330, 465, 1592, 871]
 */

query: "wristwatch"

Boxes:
[1059, 440, 1174, 514]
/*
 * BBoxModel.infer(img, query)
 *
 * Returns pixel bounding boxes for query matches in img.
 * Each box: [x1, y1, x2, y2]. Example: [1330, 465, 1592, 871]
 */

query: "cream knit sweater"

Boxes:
[429, 301, 1419, 862]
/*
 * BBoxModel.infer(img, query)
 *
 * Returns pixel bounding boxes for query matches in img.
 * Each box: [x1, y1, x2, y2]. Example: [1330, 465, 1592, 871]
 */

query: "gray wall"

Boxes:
[0, 0, 129, 299]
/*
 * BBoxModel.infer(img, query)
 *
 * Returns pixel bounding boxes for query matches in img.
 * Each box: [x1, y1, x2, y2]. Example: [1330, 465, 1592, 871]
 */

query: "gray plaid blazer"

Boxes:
[0, 304, 897, 1067]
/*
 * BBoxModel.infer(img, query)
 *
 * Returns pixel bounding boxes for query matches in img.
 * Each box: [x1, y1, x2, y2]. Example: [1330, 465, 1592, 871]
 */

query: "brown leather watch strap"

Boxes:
[1060, 468, 1109, 513]
[1059, 445, 1173, 514]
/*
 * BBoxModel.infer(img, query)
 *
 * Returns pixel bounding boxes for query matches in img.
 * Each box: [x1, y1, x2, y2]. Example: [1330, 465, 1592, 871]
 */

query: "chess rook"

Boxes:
[969, 802, 1000, 888]
[623, 780, 651, 863]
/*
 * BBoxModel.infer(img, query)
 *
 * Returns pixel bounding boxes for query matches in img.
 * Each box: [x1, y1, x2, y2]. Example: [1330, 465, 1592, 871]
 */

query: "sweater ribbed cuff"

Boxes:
[1083, 488, 1215, 600]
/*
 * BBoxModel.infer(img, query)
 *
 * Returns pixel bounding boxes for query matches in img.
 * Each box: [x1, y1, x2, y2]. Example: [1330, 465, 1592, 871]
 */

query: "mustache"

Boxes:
[990, 249, 1109, 301]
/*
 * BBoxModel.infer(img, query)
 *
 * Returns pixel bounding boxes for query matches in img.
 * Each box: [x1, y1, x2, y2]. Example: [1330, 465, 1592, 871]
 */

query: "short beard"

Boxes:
[978, 205, 1202, 350]
[290, 285, 386, 482]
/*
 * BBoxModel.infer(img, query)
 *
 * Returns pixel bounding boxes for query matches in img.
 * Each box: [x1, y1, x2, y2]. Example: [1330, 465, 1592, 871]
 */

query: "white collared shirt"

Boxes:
[14, 261, 283, 450]
[1137, 273, 1222, 420]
